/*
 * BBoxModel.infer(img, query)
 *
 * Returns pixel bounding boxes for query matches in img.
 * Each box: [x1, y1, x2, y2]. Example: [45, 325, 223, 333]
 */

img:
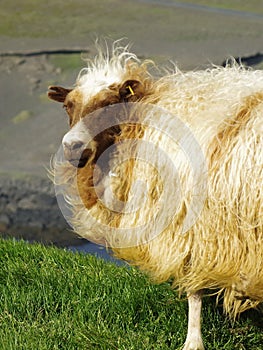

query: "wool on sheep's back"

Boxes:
[51, 49, 263, 319]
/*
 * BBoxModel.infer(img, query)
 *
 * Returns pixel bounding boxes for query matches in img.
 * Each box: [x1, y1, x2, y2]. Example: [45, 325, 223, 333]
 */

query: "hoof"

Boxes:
[182, 339, 205, 350]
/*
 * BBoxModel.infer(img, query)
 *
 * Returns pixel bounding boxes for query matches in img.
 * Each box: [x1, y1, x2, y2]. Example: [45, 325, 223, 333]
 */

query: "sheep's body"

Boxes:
[49, 47, 263, 349]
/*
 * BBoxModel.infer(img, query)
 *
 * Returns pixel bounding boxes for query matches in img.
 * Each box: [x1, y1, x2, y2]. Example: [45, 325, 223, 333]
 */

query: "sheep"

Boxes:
[48, 44, 263, 349]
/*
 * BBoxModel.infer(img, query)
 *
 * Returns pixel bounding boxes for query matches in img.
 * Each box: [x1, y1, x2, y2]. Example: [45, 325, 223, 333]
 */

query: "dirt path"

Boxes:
[136, 0, 263, 19]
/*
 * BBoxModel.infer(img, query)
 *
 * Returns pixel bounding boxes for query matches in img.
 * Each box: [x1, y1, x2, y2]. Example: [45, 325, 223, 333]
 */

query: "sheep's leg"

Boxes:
[182, 291, 204, 350]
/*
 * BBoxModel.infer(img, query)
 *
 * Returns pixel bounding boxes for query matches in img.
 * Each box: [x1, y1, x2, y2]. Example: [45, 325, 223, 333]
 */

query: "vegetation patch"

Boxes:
[49, 54, 84, 73]
[0, 0, 262, 41]
[12, 110, 33, 124]
[0, 238, 262, 349]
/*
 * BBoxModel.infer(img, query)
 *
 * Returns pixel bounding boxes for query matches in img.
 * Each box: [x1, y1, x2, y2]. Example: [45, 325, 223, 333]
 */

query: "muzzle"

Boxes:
[62, 129, 95, 168]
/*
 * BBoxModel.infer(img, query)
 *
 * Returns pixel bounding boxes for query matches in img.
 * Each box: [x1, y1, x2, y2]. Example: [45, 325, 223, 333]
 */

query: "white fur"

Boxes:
[76, 44, 139, 102]
[52, 47, 263, 350]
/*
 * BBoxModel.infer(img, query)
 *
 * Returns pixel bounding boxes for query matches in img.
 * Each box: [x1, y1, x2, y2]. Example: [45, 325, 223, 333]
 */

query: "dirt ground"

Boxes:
[0, 0, 262, 246]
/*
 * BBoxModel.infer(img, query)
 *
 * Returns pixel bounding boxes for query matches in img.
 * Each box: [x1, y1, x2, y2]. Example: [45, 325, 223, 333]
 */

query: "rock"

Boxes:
[6, 202, 17, 213]
[0, 174, 74, 246]
[15, 58, 26, 66]
[27, 221, 44, 231]
[17, 196, 39, 210]
[0, 214, 10, 231]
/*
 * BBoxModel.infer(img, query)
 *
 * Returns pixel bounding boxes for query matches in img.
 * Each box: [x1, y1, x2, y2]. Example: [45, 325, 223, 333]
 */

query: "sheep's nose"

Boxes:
[63, 140, 84, 158]
[64, 140, 84, 152]
[62, 140, 91, 168]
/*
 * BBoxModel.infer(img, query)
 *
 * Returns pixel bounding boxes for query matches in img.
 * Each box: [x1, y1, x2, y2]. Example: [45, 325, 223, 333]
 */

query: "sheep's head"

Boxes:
[48, 78, 147, 168]
[47, 51, 154, 210]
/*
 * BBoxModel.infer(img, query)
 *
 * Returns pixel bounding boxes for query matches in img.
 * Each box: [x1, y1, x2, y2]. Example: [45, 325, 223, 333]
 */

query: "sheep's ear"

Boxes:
[119, 80, 144, 102]
[47, 85, 72, 103]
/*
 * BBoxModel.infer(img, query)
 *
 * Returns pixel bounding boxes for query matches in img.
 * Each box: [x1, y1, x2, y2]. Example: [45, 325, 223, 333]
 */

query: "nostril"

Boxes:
[71, 141, 84, 151]
[63, 141, 84, 152]
[63, 141, 71, 151]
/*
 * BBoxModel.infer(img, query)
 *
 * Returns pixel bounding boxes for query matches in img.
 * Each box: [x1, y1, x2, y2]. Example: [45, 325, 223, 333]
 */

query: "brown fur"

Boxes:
[48, 65, 153, 209]
[48, 85, 72, 103]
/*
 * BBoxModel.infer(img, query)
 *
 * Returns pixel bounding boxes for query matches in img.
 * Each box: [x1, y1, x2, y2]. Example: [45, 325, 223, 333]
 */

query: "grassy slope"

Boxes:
[0, 238, 262, 350]
[0, 0, 262, 41]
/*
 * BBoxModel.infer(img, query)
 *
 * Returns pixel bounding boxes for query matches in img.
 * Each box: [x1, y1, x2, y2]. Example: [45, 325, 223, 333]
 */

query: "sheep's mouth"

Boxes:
[69, 157, 89, 168]
[67, 148, 93, 168]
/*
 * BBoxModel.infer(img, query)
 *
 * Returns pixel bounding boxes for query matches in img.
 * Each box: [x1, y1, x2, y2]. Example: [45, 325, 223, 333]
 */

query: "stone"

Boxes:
[0, 214, 10, 231]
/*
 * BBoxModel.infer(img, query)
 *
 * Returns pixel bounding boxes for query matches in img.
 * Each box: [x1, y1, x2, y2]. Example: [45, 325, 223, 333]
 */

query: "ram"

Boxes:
[48, 44, 263, 349]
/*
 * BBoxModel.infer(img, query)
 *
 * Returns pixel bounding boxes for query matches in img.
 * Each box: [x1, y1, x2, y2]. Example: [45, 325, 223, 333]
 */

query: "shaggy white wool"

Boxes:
[51, 46, 263, 320]
[76, 44, 139, 102]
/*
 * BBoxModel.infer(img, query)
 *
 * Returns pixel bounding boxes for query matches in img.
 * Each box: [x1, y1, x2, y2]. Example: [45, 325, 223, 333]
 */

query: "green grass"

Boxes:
[49, 54, 84, 72]
[0, 0, 262, 40]
[0, 238, 262, 350]
[0, 0, 165, 38]
[11, 110, 34, 124]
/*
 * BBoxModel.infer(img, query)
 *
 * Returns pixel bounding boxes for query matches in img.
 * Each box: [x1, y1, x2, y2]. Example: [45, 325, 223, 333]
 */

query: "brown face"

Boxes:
[48, 80, 145, 168]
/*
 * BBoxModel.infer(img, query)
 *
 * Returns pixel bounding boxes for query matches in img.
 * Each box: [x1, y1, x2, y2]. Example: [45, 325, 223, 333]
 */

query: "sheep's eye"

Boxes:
[63, 101, 74, 111]
[67, 101, 74, 109]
